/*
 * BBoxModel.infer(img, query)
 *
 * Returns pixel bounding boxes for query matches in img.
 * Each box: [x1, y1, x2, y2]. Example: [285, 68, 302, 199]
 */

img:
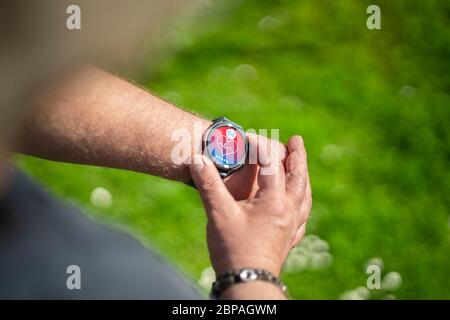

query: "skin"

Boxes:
[190, 136, 311, 299]
[10, 65, 312, 299]
[14, 65, 266, 200]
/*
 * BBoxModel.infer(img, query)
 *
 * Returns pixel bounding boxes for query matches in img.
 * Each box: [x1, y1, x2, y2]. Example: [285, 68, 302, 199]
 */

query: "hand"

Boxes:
[189, 135, 312, 277]
[223, 134, 287, 201]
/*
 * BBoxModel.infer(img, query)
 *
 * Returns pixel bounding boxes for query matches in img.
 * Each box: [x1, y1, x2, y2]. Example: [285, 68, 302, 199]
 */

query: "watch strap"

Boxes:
[210, 268, 288, 299]
[185, 170, 229, 189]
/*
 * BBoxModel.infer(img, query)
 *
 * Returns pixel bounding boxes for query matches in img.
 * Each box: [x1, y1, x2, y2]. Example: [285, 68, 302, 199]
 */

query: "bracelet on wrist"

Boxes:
[210, 268, 288, 299]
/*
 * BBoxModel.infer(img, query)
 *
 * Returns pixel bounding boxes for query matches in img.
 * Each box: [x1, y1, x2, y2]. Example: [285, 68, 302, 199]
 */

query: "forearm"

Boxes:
[15, 65, 210, 182]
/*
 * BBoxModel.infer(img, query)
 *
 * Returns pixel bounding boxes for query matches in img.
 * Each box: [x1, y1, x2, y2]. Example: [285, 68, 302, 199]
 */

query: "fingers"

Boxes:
[189, 154, 236, 216]
[254, 134, 285, 198]
[291, 223, 306, 248]
[300, 177, 312, 222]
[285, 135, 308, 203]
[294, 179, 312, 237]
[247, 133, 287, 165]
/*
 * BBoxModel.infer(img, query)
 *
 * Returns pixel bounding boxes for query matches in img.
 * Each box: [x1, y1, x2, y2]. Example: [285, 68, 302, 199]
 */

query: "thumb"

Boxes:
[189, 154, 235, 215]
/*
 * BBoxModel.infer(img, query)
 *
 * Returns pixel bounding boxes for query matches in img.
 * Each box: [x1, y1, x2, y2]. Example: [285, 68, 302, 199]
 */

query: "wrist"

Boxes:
[219, 281, 288, 300]
[213, 257, 282, 278]
[185, 119, 212, 179]
[171, 118, 210, 184]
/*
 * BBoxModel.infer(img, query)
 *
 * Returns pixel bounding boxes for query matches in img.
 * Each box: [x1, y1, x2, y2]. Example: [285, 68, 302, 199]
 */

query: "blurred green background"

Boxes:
[19, 0, 449, 299]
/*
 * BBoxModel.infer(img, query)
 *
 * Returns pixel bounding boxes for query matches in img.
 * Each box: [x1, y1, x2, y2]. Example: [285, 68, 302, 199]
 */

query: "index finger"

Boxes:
[285, 135, 308, 203]
[254, 134, 286, 198]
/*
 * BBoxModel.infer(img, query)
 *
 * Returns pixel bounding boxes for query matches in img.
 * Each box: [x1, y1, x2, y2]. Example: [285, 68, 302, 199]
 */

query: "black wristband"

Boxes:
[185, 170, 230, 189]
[210, 268, 288, 299]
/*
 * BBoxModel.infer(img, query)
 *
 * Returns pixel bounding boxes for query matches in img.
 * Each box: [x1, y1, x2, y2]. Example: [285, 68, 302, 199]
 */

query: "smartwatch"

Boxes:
[187, 117, 248, 188]
[203, 117, 249, 178]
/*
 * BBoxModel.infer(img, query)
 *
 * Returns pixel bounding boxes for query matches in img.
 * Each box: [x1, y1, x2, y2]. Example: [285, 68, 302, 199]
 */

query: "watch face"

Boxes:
[205, 123, 247, 170]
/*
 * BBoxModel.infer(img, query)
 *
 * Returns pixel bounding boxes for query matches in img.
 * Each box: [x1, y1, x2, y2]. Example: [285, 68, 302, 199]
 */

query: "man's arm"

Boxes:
[13, 65, 310, 301]
[15, 65, 211, 183]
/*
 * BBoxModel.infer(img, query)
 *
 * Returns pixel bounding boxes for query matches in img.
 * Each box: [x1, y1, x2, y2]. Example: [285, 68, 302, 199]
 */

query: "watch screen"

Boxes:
[206, 125, 246, 168]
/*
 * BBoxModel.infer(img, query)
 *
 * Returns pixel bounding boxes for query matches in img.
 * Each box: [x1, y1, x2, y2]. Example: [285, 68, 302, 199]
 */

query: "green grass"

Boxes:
[19, 0, 449, 299]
